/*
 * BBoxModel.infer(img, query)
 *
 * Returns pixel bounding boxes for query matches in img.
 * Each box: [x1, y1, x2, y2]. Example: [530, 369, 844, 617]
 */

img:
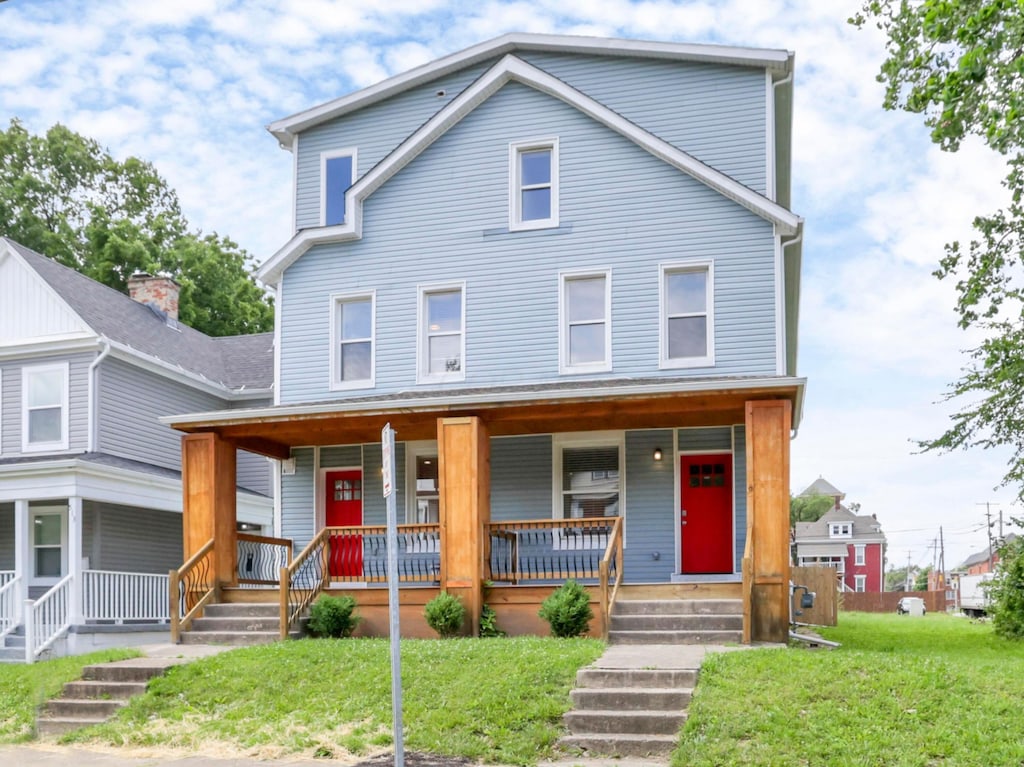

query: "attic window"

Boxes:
[829, 523, 852, 539]
[509, 139, 559, 231]
[321, 149, 356, 226]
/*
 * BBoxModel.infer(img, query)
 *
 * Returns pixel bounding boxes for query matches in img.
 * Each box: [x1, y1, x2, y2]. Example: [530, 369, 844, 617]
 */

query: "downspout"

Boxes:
[782, 229, 803, 440]
[87, 340, 111, 452]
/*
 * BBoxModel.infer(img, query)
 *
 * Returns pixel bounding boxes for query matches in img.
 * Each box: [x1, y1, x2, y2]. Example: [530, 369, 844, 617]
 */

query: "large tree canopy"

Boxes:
[0, 119, 272, 336]
[854, 1, 1024, 497]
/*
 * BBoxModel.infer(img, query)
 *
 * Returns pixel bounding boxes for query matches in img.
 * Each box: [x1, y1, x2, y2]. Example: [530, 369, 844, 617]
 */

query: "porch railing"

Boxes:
[280, 524, 442, 639]
[598, 517, 624, 640]
[237, 533, 292, 586]
[25, 573, 73, 663]
[487, 518, 618, 583]
[0, 573, 22, 642]
[169, 538, 218, 644]
[83, 570, 169, 623]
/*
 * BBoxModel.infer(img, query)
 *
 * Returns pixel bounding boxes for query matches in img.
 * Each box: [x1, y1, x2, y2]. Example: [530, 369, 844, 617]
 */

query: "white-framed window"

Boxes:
[321, 149, 357, 226]
[405, 441, 439, 525]
[854, 574, 866, 593]
[30, 505, 67, 586]
[829, 523, 852, 539]
[22, 363, 69, 452]
[660, 261, 714, 368]
[560, 270, 611, 374]
[552, 432, 624, 550]
[855, 544, 866, 566]
[417, 283, 465, 383]
[329, 291, 375, 390]
[509, 139, 559, 231]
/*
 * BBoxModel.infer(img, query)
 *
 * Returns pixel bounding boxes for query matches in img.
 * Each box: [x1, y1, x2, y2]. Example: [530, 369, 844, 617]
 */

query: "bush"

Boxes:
[479, 605, 506, 638]
[539, 580, 593, 638]
[989, 534, 1024, 639]
[425, 592, 466, 638]
[307, 594, 360, 638]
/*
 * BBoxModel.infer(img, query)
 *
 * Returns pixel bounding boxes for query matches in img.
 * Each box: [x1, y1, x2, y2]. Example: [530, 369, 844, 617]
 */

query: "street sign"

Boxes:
[381, 423, 403, 767]
[382, 424, 394, 498]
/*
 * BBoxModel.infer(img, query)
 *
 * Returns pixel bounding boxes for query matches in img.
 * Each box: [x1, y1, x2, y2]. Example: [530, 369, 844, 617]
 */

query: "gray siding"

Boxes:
[624, 429, 675, 583]
[319, 445, 362, 468]
[237, 451, 271, 497]
[82, 501, 182, 573]
[0, 353, 92, 456]
[281, 448, 316, 551]
[490, 435, 552, 521]
[0, 503, 13, 570]
[677, 427, 732, 453]
[280, 82, 777, 404]
[733, 425, 747, 570]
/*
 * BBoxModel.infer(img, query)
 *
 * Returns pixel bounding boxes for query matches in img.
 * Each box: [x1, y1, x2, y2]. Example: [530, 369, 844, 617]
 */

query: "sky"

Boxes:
[1, 0, 1017, 572]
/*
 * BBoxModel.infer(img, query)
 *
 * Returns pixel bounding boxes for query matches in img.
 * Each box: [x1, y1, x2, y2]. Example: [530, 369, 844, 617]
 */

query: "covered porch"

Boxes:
[167, 378, 799, 643]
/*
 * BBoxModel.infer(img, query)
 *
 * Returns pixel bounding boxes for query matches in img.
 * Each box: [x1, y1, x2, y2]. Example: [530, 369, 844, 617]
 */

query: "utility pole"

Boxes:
[905, 550, 913, 592]
[939, 526, 946, 592]
[979, 502, 996, 571]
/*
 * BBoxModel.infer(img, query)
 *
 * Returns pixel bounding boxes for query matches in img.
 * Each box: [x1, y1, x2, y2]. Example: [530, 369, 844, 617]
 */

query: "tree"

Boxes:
[988, 531, 1024, 638]
[853, 2, 1024, 498]
[790, 493, 835, 527]
[0, 119, 272, 336]
[914, 564, 933, 592]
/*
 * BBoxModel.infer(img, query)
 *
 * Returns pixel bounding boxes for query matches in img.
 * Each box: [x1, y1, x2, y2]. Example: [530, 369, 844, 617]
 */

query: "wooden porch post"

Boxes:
[744, 400, 792, 643]
[182, 433, 238, 588]
[437, 416, 490, 637]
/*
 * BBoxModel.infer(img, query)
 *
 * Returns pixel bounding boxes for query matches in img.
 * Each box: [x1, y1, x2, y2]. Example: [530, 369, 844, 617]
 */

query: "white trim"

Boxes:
[417, 282, 466, 384]
[329, 290, 376, 391]
[659, 260, 715, 369]
[509, 138, 559, 231]
[0, 335, 99, 361]
[854, 544, 866, 566]
[256, 54, 801, 287]
[22, 362, 70, 453]
[268, 33, 793, 145]
[404, 440, 439, 524]
[765, 70, 776, 202]
[320, 148, 358, 227]
[29, 504, 67, 587]
[774, 234, 786, 376]
[291, 135, 299, 233]
[854, 574, 867, 593]
[559, 269, 612, 375]
[551, 430, 625, 513]
[273, 281, 282, 406]
[0, 368, 3, 456]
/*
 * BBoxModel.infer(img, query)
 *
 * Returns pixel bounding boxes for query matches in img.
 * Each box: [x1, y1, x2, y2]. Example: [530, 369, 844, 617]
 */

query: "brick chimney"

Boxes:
[128, 273, 180, 321]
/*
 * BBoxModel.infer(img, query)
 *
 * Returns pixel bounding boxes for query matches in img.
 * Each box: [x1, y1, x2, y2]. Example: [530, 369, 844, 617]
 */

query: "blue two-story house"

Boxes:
[167, 33, 805, 643]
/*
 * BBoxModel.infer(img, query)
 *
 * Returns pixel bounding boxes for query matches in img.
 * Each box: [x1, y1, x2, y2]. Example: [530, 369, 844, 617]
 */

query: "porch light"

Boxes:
[653, 447, 663, 462]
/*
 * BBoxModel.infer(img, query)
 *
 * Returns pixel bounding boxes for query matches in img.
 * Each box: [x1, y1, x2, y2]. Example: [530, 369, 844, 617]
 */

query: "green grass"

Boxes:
[67, 637, 604, 765]
[673, 612, 1024, 767]
[0, 647, 140, 743]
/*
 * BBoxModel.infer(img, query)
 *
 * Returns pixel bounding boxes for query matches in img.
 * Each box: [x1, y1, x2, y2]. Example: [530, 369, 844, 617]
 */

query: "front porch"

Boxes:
[169, 380, 797, 643]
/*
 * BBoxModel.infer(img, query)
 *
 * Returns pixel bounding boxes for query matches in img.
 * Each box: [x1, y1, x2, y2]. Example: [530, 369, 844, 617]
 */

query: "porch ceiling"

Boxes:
[167, 378, 803, 459]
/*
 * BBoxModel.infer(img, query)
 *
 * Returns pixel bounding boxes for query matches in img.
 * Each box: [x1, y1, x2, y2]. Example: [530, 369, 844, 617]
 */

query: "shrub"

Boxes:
[425, 592, 466, 638]
[479, 605, 506, 638]
[539, 580, 593, 638]
[307, 594, 360, 638]
[989, 534, 1024, 639]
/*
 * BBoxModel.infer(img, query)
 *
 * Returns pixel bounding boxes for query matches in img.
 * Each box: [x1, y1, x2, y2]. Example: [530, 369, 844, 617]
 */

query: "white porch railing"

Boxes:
[25, 573, 73, 663]
[82, 570, 169, 623]
[0, 573, 22, 641]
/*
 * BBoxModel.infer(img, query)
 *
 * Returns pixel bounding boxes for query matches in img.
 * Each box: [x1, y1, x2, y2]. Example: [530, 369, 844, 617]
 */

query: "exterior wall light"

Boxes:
[653, 447, 663, 461]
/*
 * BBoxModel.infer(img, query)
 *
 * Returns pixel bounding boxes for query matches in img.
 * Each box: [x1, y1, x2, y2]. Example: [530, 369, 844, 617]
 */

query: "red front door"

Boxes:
[326, 470, 363, 577]
[680, 454, 733, 574]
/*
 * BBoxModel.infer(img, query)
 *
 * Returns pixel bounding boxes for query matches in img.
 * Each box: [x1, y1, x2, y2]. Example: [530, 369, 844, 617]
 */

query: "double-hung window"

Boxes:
[560, 271, 611, 373]
[854, 544, 866, 566]
[552, 433, 623, 550]
[22, 363, 69, 452]
[660, 261, 714, 368]
[321, 149, 357, 226]
[330, 292, 375, 390]
[418, 283, 465, 383]
[509, 139, 558, 230]
[31, 506, 67, 585]
[854, 574, 866, 593]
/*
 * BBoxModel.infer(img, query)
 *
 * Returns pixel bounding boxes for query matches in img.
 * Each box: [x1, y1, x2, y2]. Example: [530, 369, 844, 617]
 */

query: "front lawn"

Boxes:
[673, 612, 1024, 767]
[67, 637, 604, 765]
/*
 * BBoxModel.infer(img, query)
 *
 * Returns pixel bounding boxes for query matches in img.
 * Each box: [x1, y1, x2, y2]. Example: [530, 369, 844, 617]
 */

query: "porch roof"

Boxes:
[796, 543, 849, 558]
[163, 375, 805, 459]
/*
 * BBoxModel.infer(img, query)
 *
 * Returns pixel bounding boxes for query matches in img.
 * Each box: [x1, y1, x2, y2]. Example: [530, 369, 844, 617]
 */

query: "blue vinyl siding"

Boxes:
[624, 429, 675, 582]
[490, 435, 552, 521]
[281, 448, 316, 551]
[677, 426, 732, 453]
[733, 424, 748, 570]
[279, 82, 777, 403]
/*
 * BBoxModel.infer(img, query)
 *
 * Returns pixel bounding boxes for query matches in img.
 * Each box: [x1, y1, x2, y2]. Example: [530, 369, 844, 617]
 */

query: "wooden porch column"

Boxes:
[437, 416, 490, 636]
[182, 433, 237, 587]
[745, 400, 792, 643]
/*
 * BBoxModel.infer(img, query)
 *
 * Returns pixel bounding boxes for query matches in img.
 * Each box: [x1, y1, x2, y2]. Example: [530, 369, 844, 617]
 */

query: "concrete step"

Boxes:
[203, 602, 280, 618]
[37, 717, 110, 738]
[62, 680, 148, 699]
[563, 709, 686, 735]
[190, 616, 282, 632]
[610, 613, 742, 631]
[575, 668, 698, 689]
[179, 630, 282, 645]
[559, 733, 679, 758]
[612, 599, 742, 616]
[571, 687, 692, 710]
[0, 647, 24, 663]
[3, 634, 26, 648]
[43, 697, 127, 719]
[83, 662, 169, 683]
[609, 629, 742, 645]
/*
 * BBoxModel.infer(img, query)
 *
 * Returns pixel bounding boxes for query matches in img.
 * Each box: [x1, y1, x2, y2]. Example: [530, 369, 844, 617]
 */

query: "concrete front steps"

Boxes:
[608, 598, 743, 644]
[0, 629, 27, 663]
[179, 602, 302, 646]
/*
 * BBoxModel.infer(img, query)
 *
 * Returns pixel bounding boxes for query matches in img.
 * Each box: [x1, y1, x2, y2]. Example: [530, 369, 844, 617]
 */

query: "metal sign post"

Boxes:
[381, 423, 404, 767]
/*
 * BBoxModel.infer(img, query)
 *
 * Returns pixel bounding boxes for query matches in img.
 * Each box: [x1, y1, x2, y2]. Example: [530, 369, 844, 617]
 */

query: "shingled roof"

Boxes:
[6, 238, 273, 392]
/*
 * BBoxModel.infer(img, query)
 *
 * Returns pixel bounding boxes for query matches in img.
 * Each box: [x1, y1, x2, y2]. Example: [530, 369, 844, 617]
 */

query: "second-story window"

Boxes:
[322, 150, 356, 226]
[829, 523, 852, 539]
[509, 139, 559, 230]
[23, 363, 69, 452]
[331, 292, 375, 390]
[661, 261, 714, 368]
[560, 271, 611, 374]
[418, 284, 465, 383]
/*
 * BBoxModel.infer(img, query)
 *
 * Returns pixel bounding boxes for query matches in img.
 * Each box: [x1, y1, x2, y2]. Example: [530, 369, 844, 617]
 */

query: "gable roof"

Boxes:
[2, 238, 273, 394]
[799, 477, 845, 499]
[957, 533, 1018, 570]
[793, 506, 886, 543]
[257, 53, 802, 286]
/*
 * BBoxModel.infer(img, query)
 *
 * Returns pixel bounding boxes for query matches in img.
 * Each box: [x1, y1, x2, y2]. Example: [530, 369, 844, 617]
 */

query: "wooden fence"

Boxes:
[841, 590, 945, 613]
[791, 566, 838, 626]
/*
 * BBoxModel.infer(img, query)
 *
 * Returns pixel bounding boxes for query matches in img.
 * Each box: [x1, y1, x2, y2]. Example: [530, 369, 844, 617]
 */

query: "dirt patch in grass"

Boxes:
[353, 752, 477, 767]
